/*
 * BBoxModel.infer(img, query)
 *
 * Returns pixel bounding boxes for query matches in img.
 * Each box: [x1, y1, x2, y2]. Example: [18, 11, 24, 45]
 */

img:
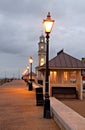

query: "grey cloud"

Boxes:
[0, 0, 51, 17]
[0, 0, 85, 78]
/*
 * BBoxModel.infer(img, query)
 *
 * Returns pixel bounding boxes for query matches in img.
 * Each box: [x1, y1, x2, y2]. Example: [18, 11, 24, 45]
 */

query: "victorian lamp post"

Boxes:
[29, 56, 33, 90]
[26, 65, 29, 80]
[43, 12, 55, 118]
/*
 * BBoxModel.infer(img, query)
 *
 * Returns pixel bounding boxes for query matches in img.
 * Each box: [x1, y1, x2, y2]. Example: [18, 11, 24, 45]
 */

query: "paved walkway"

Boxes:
[0, 80, 60, 130]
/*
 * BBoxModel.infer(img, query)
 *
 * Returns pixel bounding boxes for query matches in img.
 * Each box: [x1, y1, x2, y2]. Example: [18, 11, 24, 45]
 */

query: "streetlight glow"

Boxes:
[43, 12, 55, 33]
[29, 57, 33, 64]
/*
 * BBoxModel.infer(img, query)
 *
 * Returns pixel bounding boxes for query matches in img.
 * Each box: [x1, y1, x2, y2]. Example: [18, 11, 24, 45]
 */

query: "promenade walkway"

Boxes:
[0, 80, 60, 130]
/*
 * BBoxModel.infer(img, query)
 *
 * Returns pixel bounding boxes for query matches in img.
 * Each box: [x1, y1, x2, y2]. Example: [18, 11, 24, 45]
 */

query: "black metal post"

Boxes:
[30, 63, 32, 81]
[43, 33, 51, 118]
[29, 62, 33, 91]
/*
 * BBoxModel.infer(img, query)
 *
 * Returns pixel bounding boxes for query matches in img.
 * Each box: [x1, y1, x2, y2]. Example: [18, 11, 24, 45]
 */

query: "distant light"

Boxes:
[29, 57, 33, 63]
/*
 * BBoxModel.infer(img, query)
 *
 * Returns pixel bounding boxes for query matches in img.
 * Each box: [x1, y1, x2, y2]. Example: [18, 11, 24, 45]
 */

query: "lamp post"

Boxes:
[29, 57, 33, 90]
[43, 12, 55, 118]
[26, 65, 29, 81]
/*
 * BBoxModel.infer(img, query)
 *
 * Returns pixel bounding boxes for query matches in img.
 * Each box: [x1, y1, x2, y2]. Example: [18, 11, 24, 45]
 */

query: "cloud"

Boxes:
[0, 0, 85, 78]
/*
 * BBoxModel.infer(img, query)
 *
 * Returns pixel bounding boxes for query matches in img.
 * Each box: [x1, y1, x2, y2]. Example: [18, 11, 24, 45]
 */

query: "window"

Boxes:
[40, 58, 44, 66]
[41, 45, 44, 49]
[69, 71, 76, 83]
[50, 71, 57, 84]
[63, 71, 76, 84]
[82, 70, 85, 90]
[64, 72, 68, 83]
[41, 37, 44, 42]
[83, 81, 85, 90]
[64, 72, 68, 81]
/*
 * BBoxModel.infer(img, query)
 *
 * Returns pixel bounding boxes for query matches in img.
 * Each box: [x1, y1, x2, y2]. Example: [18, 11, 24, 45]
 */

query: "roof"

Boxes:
[38, 50, 85, 70]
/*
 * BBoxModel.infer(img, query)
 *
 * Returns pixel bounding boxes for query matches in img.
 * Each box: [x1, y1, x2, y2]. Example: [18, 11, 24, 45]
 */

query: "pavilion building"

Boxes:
[36, 49, 85, 100]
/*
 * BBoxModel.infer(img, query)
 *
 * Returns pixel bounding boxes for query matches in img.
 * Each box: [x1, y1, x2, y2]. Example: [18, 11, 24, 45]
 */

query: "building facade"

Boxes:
[38, 34, 46, 66]
[36, 34, 46, 82]
[36, 49, 85, 100]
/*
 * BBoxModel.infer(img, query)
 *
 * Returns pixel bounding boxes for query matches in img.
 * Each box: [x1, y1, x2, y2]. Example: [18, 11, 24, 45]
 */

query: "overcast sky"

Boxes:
[0, 0, 85, 78]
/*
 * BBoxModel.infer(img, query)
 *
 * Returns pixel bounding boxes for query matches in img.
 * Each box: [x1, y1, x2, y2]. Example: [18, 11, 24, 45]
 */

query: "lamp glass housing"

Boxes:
[43, 12, 54, 33]
[29, 57, 33, 63]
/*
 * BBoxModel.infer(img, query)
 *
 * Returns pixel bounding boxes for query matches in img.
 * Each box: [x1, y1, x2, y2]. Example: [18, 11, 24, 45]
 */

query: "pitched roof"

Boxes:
[39, 50, 85, 70]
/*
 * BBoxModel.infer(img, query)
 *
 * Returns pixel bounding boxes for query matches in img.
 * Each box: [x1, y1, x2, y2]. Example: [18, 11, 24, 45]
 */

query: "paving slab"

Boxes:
[0, 80, 60, 130]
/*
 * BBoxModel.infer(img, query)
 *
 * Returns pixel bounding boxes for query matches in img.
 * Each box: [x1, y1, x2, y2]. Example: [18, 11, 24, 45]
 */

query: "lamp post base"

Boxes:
[43, 98, 51, 119]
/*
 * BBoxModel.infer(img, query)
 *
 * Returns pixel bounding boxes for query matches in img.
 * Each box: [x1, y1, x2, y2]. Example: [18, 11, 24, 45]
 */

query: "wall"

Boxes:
[49, 69, 82, 99]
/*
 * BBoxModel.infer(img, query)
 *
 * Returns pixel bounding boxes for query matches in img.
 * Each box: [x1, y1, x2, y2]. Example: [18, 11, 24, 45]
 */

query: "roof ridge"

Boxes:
[63, 51, 83, 63]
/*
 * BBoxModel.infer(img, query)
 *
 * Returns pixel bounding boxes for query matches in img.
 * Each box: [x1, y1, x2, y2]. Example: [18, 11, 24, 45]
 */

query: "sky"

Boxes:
[0, 0, 85, 78]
